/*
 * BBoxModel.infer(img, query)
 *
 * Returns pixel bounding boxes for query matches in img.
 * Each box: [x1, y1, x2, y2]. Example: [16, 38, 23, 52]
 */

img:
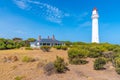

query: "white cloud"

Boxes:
[13, 0, 70, 24]
[13, 0, 28, 9]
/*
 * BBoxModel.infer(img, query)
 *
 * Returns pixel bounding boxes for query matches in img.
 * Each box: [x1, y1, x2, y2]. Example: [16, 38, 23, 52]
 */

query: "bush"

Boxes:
[6, 44, 14, 49]
[43, 62, 55, 75]
[25, 47, 33, 50]
[64, 41, 72, 47]
[114, 57, 120, 68]
[54, 46, 68, 50]
[54, 46, 61, 50]
[94, 57, 107, 70]
[54, 56, 68, 73]
[61, 46, 67, 50]
[88, 52, 101, 58]
[68, 48, 88, 59]
[114, 57, 120, 74]
[22, 56, 35, 62]
[70, 58, 88, 65]
[41, 46, 51, 52]
[14, 76, 23, 80]
[68, 48, 89, 64]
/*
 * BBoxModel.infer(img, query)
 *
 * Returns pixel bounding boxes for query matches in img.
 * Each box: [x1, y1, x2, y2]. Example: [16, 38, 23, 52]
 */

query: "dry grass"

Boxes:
[0, 48, 120, 80]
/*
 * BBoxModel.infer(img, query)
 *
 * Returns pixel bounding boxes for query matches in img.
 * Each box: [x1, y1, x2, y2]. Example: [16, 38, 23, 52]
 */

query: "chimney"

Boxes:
[38, 35, 41, 41]
[52, 35, 55, 40]
[48, 36, 50, 39]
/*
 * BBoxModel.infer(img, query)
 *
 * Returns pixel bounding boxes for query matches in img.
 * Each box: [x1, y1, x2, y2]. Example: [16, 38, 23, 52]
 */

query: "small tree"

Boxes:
[13, 37, 22, 42]
[54, 56, 68, 73]
[0, 42, 6, 50]
[27, 38, 36, 42]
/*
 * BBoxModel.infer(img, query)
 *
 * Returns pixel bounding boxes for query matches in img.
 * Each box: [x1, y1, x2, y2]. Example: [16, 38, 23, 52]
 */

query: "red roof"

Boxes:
[93, 7, 97, 11]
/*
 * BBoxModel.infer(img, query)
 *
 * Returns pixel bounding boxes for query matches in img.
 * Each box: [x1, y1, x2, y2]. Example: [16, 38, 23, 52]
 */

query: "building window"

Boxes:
[47, 43, 50, 45]
[43, 43, 46, 45]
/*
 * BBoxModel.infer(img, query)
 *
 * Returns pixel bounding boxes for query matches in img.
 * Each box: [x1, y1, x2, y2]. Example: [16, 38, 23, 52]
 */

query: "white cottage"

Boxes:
[30, 35, 64, 48]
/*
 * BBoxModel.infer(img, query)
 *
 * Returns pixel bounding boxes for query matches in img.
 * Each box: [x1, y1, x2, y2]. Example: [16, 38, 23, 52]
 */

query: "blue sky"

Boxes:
[0, 0, 120, 44]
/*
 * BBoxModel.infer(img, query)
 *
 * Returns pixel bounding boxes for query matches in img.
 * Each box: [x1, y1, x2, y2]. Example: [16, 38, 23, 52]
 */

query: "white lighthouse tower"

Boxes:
[92, 8, 99, 43]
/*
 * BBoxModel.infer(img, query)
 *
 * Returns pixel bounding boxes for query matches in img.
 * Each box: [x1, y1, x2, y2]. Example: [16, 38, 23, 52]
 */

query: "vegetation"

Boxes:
[61, 46, 68, 50]
[41, 46, 51, 52]
[54, 56, 68, 73]
[1, 37, 120, 75]
[43, 56, 68, 75]
[14, 76, 23, 80]
[27, 38, 36, 42]
[68, 48, 88, 64]
[0, 38, 36, 50]
[54, 45, 67, 50]
[22, 56, 35, 62]
[54, 46, 61, 50]
[94, 57, 107, 70]
[114, 57, 120, 74]
[63, 41, 72, 47]
[25, 47, 33, 50]
[67, 42, 120, 74]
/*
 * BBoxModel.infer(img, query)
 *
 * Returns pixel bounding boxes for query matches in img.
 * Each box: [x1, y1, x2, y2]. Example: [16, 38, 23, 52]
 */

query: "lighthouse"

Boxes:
[92, 8, 99, 43]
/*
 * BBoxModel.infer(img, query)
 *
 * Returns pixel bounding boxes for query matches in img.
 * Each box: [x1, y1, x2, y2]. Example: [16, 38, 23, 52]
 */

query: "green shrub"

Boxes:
[113, 57, 120, 74]
[64, 41, 72, 47]
[94, 57, 107, 70]
[88, 52, 101, 58]
[113, 47, 120, 53]
[25, 47, 33, 50]
[14, 76, 23, 80]
[54, 56, 68, 73]
[22, 56, 35, 62]
[68, 48, 88, 59]
[68, 48, 79, 61]
[54, 46, 61, 50]
[0, 42, 6, 50]
[70, 58, 88, 65]
[61, 46, 67, 50]
[68, 48, 89, 64]
[41, 46, 51, 52]
[6, 44, 14, 49]
[114, 57, 120, 67]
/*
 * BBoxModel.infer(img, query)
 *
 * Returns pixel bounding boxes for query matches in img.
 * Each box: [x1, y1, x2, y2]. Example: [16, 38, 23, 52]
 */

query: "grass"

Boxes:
[22, 56, 35, 62]
[14, 76, 24, 80]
